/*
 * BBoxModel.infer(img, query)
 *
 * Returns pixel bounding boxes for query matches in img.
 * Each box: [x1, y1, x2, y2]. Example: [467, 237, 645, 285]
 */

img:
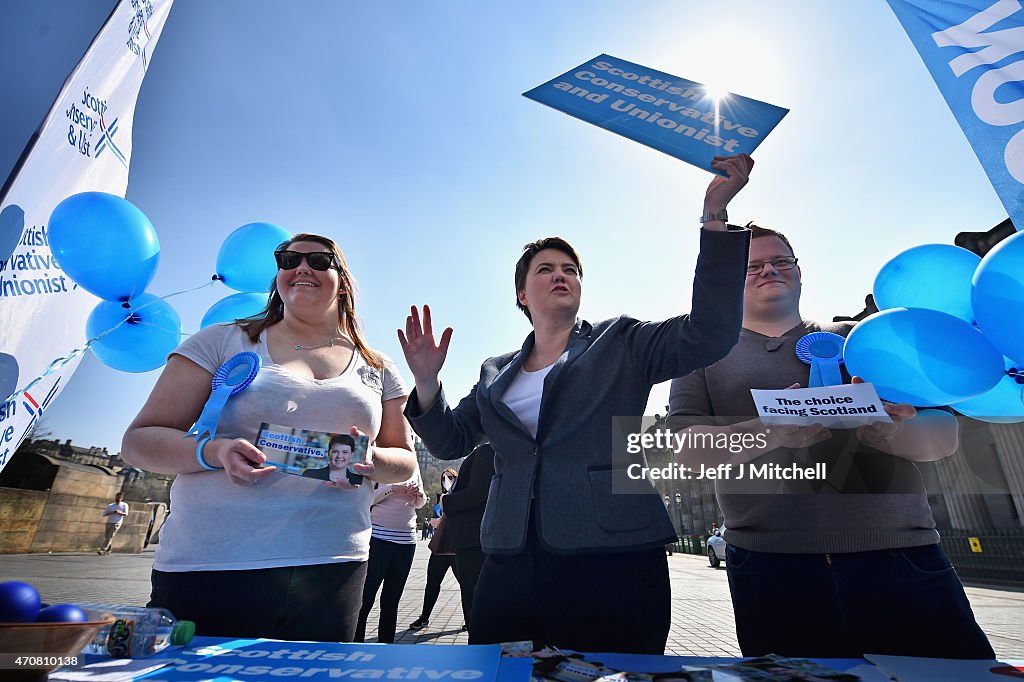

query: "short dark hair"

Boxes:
[514, 237, 583, 321]
[745, 221, 794, 255]
[328, 434, 355, 451]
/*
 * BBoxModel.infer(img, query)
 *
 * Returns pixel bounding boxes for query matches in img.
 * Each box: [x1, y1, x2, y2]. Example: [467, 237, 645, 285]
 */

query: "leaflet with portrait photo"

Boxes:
[255, 423, 366, 482]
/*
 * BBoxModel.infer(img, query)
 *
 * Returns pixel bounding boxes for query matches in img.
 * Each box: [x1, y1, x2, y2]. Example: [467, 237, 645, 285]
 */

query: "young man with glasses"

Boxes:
[667, 224, 994, 660]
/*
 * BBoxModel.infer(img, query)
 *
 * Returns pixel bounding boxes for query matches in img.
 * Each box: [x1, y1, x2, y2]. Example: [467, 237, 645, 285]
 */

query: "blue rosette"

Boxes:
[186, 351, 262, 440]
[795, 332, 845, 387]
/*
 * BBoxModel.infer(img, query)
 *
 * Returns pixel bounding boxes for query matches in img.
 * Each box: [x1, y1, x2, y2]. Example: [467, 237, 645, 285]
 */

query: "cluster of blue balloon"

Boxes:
[202, 222, 292, 326]
[845, 235, 1024, 422]
[48, 192, 291, 373]
[49, 192, 180, 373]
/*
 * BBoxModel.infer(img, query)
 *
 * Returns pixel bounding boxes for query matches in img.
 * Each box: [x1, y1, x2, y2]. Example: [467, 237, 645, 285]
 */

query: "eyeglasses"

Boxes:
[274, 250, 337, 271]
[746, 256, 798, 275]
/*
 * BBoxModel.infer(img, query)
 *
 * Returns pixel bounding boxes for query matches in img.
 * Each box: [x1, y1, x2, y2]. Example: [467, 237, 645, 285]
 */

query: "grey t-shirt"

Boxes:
[154, 323, 407, 571]
[668, 320, 939, 554]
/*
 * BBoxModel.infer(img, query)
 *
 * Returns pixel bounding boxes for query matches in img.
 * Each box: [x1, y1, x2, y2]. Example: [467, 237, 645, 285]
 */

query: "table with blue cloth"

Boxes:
[49, 636, 1021, 681]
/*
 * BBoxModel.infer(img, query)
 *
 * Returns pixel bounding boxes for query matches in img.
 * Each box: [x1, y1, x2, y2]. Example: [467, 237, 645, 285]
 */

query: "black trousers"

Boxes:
[420, 552, 459, 620]
[454, 547, 486, 632]
[149, 560, 366, 641]
[354, 538, 416, 643]
[726, 544, 995, 659]
[468, 522, 670, 654]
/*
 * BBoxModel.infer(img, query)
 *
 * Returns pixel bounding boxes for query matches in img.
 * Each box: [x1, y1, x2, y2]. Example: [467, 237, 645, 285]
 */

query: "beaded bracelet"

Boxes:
[195, 436, 222, 471]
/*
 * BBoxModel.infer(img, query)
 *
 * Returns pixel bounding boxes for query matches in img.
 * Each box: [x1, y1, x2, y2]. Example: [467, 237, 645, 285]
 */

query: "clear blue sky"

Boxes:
[0, 0, 1005, 455]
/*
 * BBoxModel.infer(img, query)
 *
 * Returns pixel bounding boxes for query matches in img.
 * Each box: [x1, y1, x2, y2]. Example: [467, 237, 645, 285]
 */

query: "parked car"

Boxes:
[707, 527, 727, 568]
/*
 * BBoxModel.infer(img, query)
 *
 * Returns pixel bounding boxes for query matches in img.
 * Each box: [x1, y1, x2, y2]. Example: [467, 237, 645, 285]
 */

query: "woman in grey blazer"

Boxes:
[398, 154, 754, 654]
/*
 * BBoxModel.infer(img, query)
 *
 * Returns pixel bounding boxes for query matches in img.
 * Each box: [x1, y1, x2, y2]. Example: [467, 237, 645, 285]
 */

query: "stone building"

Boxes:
[0, 438, 173, 554]
[921, 420, 1024, 531]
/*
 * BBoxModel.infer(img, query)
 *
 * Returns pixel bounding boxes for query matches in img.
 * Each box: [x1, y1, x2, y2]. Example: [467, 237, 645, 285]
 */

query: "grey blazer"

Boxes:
[406, 229, 750, 555]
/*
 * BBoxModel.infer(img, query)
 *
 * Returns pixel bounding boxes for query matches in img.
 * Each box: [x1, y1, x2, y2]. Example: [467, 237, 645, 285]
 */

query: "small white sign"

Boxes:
[751, 382, 893, 428]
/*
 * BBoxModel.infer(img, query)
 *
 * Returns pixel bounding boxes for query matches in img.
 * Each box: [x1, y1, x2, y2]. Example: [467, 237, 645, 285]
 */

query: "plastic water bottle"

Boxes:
[78, 604, 195, 658]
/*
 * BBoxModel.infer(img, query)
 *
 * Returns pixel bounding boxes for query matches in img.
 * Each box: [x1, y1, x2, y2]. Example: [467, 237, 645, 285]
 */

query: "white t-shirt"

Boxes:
[105, 502, 129, 526]
[154, 323, 407, 572]
[500, 365, 554, 438]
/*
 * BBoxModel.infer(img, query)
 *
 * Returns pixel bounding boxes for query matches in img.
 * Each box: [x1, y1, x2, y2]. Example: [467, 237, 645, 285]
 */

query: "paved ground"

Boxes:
[2, 542, 1022, 657]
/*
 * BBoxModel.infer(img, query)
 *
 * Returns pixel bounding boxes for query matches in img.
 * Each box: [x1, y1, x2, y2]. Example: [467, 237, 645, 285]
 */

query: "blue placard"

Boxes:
[523, 54, 789, 174]
[124, 639, 503, 682]
[887, 0, 1024, 232]
[495, 657, 533, 682]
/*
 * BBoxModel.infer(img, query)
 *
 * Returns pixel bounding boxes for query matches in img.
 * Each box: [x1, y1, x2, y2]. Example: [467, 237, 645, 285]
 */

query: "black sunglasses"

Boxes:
[274, 250, 337, 271]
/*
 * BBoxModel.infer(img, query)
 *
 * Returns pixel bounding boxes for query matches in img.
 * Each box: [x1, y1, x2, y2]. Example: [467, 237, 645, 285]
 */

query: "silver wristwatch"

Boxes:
[699, 209, 729, 224]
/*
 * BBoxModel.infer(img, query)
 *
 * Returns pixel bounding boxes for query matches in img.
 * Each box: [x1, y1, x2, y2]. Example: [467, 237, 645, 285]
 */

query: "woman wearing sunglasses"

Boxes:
[399, 154, 755, 654]
[122, 233, 415, 642]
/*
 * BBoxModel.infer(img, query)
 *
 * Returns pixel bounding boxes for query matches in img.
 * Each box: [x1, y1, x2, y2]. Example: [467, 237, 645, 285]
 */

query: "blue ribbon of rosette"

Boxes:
[795, 332, 845, 387]
[186, 351, 262, 440]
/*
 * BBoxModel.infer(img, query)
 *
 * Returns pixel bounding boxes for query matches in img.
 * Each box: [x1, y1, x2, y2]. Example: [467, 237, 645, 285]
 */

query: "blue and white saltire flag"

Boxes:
[888, 0, 1024, 232]
[0, 0, 174, 472]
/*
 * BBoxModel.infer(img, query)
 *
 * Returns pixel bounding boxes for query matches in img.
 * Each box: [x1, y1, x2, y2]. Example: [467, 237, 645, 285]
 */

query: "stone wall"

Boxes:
[0, 488, 47, 553]
[0, 456, 148, 554]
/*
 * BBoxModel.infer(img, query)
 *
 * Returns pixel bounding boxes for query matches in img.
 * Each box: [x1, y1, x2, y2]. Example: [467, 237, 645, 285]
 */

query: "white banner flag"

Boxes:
[0, 0, 174, 472]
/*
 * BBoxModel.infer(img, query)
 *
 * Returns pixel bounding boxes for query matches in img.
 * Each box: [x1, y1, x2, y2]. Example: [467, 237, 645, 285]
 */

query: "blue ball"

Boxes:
[48, 192, 160, 302]
[973, 229, 1024, 365]
[0, 581, 41, 623]
[873, 244, 980, 323]
[36, 604, 88, 623]
[216, 222, 292, 293]
[87, 293, 182, 373]
[844, 308, 1004, 406]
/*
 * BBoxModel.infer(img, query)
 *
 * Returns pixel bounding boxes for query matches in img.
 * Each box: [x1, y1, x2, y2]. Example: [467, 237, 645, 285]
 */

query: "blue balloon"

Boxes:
[873, 244, 980, 323]
[951, 358, 1024, 424]
[216, 222, 292, 293]
[972, 229, 1024, 364]
[201, 292, 268, 328]
[87, 293, 182, 373]
[48, 192, 159, 302]
[844, 308, 1003, 406]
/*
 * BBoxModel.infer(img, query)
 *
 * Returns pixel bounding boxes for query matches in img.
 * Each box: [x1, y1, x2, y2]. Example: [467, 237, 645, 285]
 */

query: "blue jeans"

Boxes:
[726, 544, 995, 659]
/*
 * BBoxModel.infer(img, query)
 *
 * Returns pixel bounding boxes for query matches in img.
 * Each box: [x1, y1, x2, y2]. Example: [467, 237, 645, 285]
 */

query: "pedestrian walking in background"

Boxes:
[409, 469, 460, 631]
[99, 492, 129, 555]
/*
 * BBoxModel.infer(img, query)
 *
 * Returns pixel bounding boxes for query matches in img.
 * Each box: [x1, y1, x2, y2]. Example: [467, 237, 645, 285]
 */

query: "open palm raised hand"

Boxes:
[397, 305, 453, 386]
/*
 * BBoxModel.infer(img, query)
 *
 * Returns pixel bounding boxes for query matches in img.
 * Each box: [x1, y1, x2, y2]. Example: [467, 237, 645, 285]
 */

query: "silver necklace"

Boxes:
[283, 319, 342, 351]
[528, 351, 562, 371]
